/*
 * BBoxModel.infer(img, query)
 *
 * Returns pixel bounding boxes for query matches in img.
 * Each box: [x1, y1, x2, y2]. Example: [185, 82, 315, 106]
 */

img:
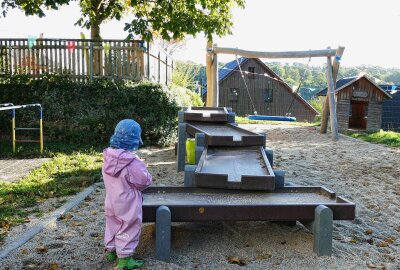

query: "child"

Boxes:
[102, 119, 152, 269]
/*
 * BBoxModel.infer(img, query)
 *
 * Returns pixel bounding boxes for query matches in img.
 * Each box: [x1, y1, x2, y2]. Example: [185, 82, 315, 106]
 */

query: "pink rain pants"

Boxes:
[102, 148, 152, 258]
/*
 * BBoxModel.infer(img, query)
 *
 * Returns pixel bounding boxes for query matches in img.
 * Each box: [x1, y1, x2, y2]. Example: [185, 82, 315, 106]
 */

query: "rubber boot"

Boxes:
[118, 257, 144, 269]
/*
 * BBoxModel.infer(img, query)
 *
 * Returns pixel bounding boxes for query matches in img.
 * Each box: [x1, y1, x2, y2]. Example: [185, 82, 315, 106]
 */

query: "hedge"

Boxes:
[0, 74, 203, 146]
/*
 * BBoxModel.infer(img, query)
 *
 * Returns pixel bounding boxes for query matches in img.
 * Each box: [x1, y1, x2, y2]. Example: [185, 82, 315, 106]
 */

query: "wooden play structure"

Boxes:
[142, 106, 355, 261]
[0, 103, 43, 153]
[205, 44, 345, 141]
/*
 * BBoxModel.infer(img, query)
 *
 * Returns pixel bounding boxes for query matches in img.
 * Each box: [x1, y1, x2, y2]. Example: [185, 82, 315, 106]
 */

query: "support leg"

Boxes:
[177, 123, 187, 172]
[313, 205, 333, 256]
[302, 205, 333, 256]
[184, 165, 197, 187]
[228, 112, 236, 123]
[156, 206, 171, 262]
[195, 133, 205, 164]
[273, 170, 285, 187]
[264, 148, 273, 168]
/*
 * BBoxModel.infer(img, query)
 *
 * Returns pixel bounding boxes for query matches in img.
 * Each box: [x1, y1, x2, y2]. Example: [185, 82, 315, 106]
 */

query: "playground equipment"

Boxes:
[205, 45, 345, 141]
[0, 103, 43, 153]
[248, 115, 296, 122]
[142, 107, 355, 261]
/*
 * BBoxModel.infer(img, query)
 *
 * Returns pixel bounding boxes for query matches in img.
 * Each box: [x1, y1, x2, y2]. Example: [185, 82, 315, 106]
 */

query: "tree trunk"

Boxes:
[90, 21, 102, 76]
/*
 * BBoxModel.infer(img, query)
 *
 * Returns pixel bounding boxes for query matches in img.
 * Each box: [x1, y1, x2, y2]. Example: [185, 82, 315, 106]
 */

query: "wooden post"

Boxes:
[206, 42, 213, 106]
[146, 42, 150, 80]
[326, 56, 339, 140]
[212, 43, 219, 107]
[320, 46, 345, 134]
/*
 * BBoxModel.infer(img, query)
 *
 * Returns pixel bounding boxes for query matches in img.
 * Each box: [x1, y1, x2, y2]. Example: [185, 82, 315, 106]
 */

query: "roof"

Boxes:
[379, 84, 400, 91]
[316, 77, 357, 96]
[316, 74, 392, 99]
[218, 57, 246, 82]
[203, 57, 318, 114]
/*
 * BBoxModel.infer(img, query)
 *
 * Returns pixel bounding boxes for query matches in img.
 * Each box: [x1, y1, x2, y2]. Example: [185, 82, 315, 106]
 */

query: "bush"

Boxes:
[0, 74, 198, 146]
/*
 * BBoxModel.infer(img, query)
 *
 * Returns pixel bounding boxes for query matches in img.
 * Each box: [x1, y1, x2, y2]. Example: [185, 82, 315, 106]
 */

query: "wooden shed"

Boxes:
[203, 58, 318, 122]
[317, 75, 392, 132]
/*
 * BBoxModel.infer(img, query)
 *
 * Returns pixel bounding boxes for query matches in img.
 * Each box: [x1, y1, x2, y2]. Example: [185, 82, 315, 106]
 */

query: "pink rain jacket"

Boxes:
[102, 148, 152, 258]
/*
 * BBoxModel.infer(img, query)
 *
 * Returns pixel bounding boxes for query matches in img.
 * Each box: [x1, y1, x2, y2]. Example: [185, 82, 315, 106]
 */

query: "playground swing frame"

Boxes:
[205, 44, 345, 141]
[0, 103, 44, 153]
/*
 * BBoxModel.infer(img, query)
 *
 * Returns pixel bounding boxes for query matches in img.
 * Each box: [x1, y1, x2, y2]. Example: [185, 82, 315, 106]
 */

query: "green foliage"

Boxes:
[169, 85, 203, 107]
[2, 0, 244, 41]
[172, 61, 201, 91]
[309, 96, 325, 114]
[0, 74, 199, 146]
[0, 145, 103, 233]
[349, 130, 400, 147]
[125, 0, 245, 42]
[235, 116, 319, 126]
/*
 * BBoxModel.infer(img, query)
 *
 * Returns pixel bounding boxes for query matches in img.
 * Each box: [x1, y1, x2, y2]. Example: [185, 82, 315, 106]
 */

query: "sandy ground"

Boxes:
[0, 125, 399, 270]
[0, 158, 49, 183]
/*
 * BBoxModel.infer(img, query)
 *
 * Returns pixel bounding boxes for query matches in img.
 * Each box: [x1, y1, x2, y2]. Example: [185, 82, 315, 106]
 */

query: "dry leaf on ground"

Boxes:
[227, 256, 247, 266]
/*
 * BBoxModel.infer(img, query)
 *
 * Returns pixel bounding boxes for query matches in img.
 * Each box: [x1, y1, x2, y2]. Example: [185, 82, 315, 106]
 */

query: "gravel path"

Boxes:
[0, 158, 49, 183]
[0, 125, 399, 269]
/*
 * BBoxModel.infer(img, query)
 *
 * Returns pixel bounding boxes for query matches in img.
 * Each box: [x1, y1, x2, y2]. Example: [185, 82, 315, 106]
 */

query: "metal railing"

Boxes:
[0, 103, 43, 153]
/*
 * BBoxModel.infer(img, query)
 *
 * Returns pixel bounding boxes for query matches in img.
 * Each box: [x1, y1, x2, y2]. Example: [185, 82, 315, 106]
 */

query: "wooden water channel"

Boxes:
[0, 38, 173, 84]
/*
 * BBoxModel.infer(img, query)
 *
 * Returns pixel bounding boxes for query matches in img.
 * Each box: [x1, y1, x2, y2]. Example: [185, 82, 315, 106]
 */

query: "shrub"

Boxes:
[0, 74, 198, 146]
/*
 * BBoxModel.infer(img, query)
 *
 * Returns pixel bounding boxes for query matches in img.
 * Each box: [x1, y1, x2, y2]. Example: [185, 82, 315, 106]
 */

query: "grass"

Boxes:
[235, 116, 320, 127]
[0, 142, 104, 240]
[348, 130, 400, 147]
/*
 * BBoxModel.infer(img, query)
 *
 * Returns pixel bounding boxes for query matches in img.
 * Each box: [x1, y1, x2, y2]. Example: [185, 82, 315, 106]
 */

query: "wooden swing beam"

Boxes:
[206, 44, 345, 141]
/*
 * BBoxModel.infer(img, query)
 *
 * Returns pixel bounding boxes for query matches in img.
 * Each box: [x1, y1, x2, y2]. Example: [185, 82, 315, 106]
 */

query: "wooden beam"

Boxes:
[320, 46, 345, 134]
[212, 44, 219, 107]
[326, 56, 339, 141]
[332, 46, 345, 84]
[213, 47, 337, 59]
[206, 42, 213, 106]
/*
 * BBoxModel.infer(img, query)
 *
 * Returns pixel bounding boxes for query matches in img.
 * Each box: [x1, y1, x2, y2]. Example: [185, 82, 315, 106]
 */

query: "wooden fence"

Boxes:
[0, 38, 173, 84]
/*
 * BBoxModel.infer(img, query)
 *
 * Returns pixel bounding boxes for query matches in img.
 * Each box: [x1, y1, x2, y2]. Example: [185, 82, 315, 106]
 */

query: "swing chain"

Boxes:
[236, 55, 258, 115]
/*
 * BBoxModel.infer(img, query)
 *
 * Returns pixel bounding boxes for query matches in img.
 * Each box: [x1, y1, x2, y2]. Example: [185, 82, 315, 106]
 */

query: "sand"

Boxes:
[0, 124, 399, 270]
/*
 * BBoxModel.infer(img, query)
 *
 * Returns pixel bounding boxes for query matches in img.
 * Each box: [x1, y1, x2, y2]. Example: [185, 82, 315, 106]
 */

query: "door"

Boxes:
[349, 101, 368, 129]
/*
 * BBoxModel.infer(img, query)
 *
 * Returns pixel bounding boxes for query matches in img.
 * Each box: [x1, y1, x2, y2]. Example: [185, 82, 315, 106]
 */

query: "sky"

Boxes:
[1, 0, 400, 68]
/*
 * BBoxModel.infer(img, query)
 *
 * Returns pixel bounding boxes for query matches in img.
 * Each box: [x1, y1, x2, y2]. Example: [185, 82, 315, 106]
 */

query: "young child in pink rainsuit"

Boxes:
[102, 119, 152, 269]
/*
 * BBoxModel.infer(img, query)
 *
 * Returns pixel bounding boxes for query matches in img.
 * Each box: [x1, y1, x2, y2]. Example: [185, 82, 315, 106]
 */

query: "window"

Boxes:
[248, 67, 255, 79]
[229, 88, 239, 101]
[263, 88, 273, 103]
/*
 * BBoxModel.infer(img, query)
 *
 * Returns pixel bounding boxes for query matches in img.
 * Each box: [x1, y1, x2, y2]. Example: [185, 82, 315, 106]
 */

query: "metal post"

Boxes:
[12, 109, 15, 153]
[39, 107, 43, 154]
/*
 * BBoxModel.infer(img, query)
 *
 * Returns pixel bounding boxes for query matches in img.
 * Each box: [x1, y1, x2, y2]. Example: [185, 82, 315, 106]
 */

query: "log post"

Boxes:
[320, 46, 345, 133]
[206, 42, 213, 106]
[211, 43, 219, 107]
[326, 56, 339, 140]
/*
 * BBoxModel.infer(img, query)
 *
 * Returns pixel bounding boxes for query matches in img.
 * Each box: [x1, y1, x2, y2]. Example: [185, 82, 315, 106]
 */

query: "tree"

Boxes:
[1, 0, 245, 41]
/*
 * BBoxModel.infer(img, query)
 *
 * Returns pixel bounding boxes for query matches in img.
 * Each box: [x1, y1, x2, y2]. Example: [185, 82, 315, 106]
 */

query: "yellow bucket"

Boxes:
[186, 138, 196, 164]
